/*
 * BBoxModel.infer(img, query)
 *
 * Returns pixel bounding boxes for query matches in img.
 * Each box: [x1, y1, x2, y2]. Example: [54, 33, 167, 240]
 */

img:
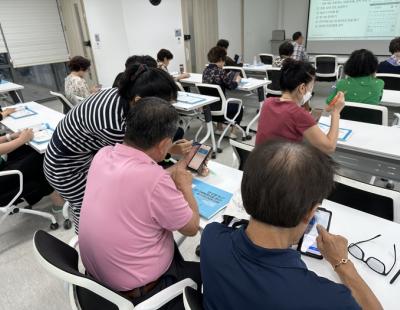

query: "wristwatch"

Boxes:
[334, 258, 349, 270]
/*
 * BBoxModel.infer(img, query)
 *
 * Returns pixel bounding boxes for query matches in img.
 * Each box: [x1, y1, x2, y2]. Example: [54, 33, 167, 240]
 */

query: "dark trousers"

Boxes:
[131, 244, 202, 310]
[0, 145, 53, 206]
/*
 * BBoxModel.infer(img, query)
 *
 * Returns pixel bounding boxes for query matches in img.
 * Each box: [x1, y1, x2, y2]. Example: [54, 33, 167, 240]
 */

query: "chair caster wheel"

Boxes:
[211, 152, 216, 159]
[245, 135, 252, 140]
[217, 148, 223, 153]
[63, 219, 72, 230]
[50, 223, 59, 230]
[386, 183, 395, 190]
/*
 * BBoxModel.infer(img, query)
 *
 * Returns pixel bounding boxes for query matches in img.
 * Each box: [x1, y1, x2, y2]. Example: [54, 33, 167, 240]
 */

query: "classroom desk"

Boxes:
[381, 90, 400, 107]
[179, 73, 270, 138]
[242, 63, 273, 73]
[320, 116, 400, 181]
[0, 102, 64, 153]
[0, 81, 24, 103]
[197, 161, 400, 309]
[174, 92, 220, 156]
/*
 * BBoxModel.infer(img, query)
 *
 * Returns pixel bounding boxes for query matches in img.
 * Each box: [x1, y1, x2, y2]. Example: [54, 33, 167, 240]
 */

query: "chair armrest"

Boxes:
[0, 170, 23, 208]
[336, 65, 343, 80]
[135, 278, 197, 310]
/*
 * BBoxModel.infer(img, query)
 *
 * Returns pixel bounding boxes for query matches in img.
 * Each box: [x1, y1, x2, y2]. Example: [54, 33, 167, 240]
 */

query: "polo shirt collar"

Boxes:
[232, 227, 307, 270]
[113, 143, 157, 165]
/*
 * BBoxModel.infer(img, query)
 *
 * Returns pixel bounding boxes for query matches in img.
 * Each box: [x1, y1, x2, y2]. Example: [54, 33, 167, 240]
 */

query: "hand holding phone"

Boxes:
[297, 207, 332, 259]
[186, 143, 212, 173]
[326, 91, 345, 114]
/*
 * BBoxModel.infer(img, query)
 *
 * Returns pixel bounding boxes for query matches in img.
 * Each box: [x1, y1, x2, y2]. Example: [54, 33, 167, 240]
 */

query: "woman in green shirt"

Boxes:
[326, 49, 384, 105]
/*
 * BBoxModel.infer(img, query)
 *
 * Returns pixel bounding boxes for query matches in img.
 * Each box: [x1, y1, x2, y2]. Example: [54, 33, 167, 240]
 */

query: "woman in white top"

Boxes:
[65, 56, 98, 105]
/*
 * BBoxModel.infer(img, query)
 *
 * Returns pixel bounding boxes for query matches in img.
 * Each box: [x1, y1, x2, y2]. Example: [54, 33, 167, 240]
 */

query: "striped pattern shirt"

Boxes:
[44, 88, 127, 232]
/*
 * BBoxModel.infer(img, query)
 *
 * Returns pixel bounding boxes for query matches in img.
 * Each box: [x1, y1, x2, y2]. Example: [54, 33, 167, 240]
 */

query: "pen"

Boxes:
[390, 268, 400, 284]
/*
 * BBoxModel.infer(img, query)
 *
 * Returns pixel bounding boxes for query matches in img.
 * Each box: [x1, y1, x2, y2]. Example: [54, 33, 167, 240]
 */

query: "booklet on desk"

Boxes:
[29, 123, 54, 144]
[318, 122, 352, 142]
[10, 106, 37, 119]
[192, 179, 233, 219]
[177, 93, 205, 104]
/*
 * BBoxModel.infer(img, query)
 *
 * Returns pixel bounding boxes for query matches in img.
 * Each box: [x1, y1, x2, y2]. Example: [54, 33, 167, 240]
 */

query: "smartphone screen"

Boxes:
[298, 208, 332, 259]
[187, 144, 211, 171]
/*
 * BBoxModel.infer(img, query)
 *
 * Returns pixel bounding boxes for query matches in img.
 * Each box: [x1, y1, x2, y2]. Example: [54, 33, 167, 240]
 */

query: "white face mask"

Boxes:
[300, 91, 313, 106]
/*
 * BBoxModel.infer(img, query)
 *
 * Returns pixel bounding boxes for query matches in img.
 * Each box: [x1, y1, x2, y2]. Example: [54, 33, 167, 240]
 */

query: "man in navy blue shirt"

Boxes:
[200, 140, 382, 310]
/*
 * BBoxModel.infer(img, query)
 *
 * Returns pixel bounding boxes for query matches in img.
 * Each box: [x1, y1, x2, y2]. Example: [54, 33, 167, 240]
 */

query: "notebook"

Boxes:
[318, 122, 352, 142]
[192, 179, 233, 219]
[30, 123, 54, 144]
[10, 106, 37, 119]
[177, 94, 205, 104]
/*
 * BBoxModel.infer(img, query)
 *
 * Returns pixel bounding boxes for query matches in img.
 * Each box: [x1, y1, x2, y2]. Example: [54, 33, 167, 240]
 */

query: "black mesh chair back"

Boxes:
[33, 230, 128, 310]
[266, 69, 282, 91]
[259, 55, 273, 65]
[316, 57, 336, 74]
[196, 85, 223, 112]
[328, 182, 394, 221]
[341, 106, 384, 125]
[376, 74, 400, 91]
[183, 287, 204, 310]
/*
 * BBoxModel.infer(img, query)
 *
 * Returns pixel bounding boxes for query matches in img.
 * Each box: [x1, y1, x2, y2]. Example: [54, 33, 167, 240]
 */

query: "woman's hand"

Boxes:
[169, 139, 193, 156]
[325, 91, 345, 115]
[1, 108, 16, 118]
[17, 129, 34, 143]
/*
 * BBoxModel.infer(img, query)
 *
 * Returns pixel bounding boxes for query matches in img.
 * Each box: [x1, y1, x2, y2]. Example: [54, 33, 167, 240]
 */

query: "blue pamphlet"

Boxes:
[10, 106, 37, 119]
[192, 179, 233, 219]
[318, 122, 352, 142]
[177, 94, 205, 104]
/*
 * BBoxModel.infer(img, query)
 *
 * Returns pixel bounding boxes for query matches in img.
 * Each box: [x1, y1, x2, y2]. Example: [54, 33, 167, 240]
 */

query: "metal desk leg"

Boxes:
[200, 105, 217, 159]
[9, 90, 23, 103]
[245, 86, 265, 139]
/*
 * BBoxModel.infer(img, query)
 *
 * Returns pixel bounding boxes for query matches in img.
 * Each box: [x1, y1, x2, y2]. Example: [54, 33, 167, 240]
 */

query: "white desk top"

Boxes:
[319, 116, 400, 161]
[0, 81, 24, 93]
[1, 102, 64, 153]
[243, 63, 273, 73]
[381, 90, 400, 106]
[173, 91, 219, 111]
[179, 73, 270, 91]
[199, 161, 400, 309]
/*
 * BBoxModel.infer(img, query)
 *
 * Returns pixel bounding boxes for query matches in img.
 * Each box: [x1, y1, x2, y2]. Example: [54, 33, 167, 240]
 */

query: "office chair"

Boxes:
[196, 83, 245, 153]
[50, 91, 75, 114]
[223, 66, 247, 78]
[229, 139, 254, 171]
[314, 55, 343, 82]
[376, 73, 400, 91]
[258, 53, 274, 65]
[340, 102, 388, 126]
[33, 230, 197, 310]
[328, 175, 400, 223]
[183, 286, 203, 310]
[0, 170, 58, 230]
[265, 68, 282, 97]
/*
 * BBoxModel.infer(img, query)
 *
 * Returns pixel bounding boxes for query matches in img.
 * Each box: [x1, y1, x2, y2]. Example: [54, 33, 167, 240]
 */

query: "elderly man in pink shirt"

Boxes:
[79, 97, 202, 309]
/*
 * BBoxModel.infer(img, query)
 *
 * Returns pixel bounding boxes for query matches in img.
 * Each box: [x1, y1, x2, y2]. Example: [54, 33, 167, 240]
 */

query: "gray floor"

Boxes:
[0, 83, 399, 310]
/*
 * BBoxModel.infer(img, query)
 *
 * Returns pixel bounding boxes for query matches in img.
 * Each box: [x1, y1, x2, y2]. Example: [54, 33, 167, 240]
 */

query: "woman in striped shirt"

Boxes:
[44, 64, 190, 233]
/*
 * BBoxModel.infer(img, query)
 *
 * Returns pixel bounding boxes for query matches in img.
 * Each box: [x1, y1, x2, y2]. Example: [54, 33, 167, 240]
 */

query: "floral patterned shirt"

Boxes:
[65, 74, 90, 104]
[202, 64, 238, 94]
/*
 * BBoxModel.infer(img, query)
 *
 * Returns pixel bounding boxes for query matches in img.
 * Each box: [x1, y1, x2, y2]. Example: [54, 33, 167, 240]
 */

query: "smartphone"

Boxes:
[297, 207, 332, 259]
[187, 143, 212, 172]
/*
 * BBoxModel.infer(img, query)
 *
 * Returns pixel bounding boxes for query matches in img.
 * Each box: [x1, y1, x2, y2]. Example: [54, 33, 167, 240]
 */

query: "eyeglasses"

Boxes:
[348, 234, 396, 276]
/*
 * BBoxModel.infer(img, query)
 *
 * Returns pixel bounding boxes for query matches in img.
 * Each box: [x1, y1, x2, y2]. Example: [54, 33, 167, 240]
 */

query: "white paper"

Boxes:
[223, 189, 250, 220]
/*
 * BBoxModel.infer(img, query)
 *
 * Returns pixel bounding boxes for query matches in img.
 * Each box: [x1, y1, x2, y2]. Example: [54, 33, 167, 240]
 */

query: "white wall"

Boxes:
[83, 0, 130, 87]
[217, 0, 241, 58]
[281, 0, 309, 41]
[244, 0, 279, 62]
[83, 0, 185, 85]
[121, 0, 185, 73]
